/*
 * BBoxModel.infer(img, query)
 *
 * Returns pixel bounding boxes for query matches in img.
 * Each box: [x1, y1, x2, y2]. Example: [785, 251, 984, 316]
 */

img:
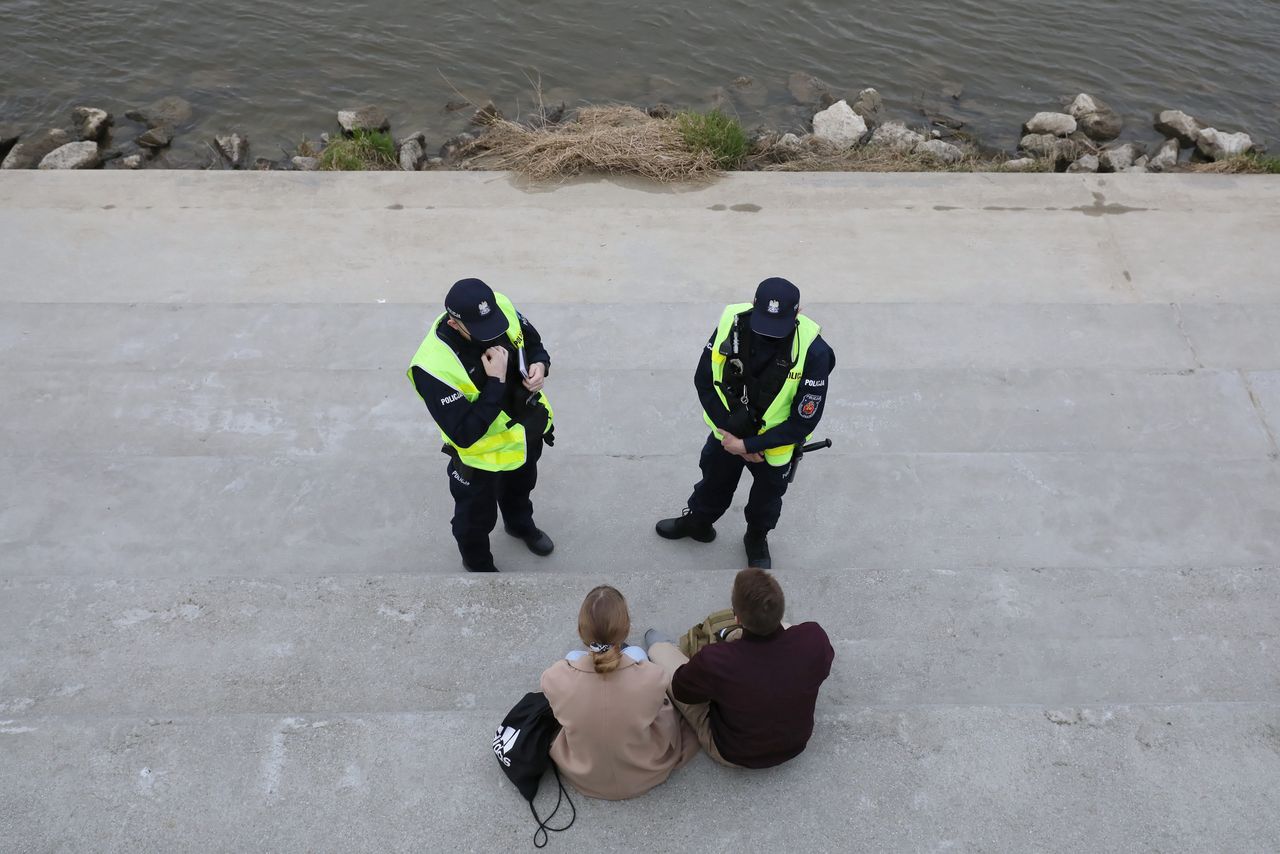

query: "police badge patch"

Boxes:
[799, 393, 820, 418]
[767, 299, 780, 314]
[478, 300, 492, 316]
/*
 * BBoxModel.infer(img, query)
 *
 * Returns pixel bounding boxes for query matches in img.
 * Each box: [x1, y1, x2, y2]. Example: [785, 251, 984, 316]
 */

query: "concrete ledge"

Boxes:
[2, 567, 1278, 717]
[3, 173, 1280, 305]
[4, 172, 1279, 851]
[2, 705, 1277, 852]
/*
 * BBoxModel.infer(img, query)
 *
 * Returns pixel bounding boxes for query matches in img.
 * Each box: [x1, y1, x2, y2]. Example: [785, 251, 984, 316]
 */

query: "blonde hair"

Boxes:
[577, 585, 631, 674]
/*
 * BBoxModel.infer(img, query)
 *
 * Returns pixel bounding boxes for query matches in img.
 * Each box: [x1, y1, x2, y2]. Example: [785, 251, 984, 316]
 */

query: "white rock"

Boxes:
[1148, 138, 1180, 172]
[1068, 94, 1122, 142]
[72, 106, 112, 142]
[214, 133, 249, 169]
[397, 134, 426, 171]
[1196, 128, 1254, 160]
[1002, 157, 1039, 172]
[1066, 154, 1099, 173]
[1067, 94, 1099, 120]
[850, 88, 883, 123]
[916, 139, 963, 164]
[337, 106, 390, 134]
[1024, 112, 1077, 136]
[291, 155, 320, 171]
[38, 141, 100, 169]
[811, 100, 868, 148]
[1100, 143, 1145, 172]
[2, 128, 70, 169]
[1018, 133, 1084, 163]
[118, 154, 144, 169]
[1154, 110, 1205, 147]
[870, 121, 925, 153]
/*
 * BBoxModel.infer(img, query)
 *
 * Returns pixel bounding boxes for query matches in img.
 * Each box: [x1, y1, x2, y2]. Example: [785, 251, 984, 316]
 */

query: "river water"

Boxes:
[2, 0, 1277, 164]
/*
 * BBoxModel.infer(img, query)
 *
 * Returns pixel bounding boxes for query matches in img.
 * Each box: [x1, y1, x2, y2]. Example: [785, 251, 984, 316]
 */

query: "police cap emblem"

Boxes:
[478, 300, 491, 316]
[767, 299, 780, 314]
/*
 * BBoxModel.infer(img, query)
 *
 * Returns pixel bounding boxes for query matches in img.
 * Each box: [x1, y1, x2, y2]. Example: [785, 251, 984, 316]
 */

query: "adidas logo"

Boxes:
[493, 725, 520, 767]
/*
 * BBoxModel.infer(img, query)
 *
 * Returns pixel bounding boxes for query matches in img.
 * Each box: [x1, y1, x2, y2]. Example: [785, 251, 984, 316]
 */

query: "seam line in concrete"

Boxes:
[4, 701, 1280, 725]
[1240, 370, 1280, 459]
[4, 565, 1277, 586]
[1170, 302, 1205, 369]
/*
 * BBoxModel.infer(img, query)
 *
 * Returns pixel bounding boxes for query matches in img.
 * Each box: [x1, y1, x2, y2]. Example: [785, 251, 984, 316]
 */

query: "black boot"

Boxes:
[743, 527, 771, 569]
[655, 509, 717, 543]
[505, 525, 554, 556]
[462, 558, 500, 573]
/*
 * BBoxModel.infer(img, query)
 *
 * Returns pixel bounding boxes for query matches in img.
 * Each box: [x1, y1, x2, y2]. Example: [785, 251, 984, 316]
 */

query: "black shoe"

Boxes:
[655, 509, 716, 543]
[463, 558, 500, 573]
[505, 525, 554, 556]
[744, 528, 771, 569]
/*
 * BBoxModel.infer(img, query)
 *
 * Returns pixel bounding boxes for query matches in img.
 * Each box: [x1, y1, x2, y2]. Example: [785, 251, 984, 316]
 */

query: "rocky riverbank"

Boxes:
[1, 82, 1273, 177]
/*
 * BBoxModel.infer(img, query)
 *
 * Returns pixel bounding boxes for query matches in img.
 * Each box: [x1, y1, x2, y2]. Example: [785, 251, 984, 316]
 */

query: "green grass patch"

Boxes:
[319, 129, 397, 171]
[1251, 154, 1280, 174]
[676, 109, 748, 169]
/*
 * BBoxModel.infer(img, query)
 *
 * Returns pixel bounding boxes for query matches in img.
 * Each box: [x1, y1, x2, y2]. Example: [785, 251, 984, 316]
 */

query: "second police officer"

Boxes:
[408, 278, 556, 573]
[656, 277, 835, 568]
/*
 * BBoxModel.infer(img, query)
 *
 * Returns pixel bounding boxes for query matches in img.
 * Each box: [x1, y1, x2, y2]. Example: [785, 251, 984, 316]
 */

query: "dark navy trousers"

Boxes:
[686, 434, 791, 531]
[447, 434, 542, 566]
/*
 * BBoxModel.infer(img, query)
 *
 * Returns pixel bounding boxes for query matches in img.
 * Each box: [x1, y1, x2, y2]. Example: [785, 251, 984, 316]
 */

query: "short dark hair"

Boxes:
[731, 568, 785, 635]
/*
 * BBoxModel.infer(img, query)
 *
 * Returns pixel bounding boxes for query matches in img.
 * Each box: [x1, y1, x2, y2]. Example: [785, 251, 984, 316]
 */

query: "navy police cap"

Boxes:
[751, 277, 801, 337]
[444, 278, 508, 342]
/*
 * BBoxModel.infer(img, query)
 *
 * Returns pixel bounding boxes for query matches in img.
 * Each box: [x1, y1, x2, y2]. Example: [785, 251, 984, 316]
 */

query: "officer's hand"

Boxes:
[482, 346, 509, 380]
[743, 452, 764, 463]
[721, 432, 748, 456]
[523, 362, 546, 392]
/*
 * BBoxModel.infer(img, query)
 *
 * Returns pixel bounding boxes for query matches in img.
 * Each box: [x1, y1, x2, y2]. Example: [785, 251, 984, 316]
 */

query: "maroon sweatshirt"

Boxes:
[671, 622, 835, 768]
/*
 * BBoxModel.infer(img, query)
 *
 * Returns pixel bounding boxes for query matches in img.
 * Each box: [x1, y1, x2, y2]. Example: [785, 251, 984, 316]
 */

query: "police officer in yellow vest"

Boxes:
[408, 278, 555, 573]
[656, 278, 834, 568]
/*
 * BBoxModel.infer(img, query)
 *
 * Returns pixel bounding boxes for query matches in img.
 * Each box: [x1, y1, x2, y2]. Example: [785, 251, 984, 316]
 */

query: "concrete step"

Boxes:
[4, 173, 1280, 306]
[3, 366, 1275, 459]
[5, 172, 1280, 852]
[4, 452, 1279, 578]
[3, 704, 1277, 852]
[6, 301, 1280, 373]
[3, 567, 1277, 719]
[3, 565, 1278, 851]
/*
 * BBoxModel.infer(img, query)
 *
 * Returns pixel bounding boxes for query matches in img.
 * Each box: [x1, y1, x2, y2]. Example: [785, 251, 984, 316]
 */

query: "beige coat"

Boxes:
[540, 653, 699, 800]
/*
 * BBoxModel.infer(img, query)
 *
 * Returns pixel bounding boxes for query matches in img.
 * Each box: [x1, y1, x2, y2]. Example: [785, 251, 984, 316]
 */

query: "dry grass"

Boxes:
[754, 141, 1012, 173]
[460, 106, 721, 182]
[1188, 154, 1280, 174]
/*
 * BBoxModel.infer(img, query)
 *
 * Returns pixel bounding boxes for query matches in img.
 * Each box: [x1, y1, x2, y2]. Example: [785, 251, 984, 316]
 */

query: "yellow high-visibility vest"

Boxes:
[702, 303, 820, 467]
[407, 292, 554, 472]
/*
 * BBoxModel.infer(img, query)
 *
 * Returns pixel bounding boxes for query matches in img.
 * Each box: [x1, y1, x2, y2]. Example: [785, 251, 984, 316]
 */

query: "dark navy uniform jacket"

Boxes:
[694, 325, 835, 455]
[411, 312, 550, 448]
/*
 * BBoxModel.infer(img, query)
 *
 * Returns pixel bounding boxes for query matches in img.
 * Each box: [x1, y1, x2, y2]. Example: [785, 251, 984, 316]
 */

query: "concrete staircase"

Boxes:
[1, 172, 1278, 852]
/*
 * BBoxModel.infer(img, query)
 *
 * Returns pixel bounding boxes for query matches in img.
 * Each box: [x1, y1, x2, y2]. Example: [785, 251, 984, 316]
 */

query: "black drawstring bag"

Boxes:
[493, 691, 576, 847]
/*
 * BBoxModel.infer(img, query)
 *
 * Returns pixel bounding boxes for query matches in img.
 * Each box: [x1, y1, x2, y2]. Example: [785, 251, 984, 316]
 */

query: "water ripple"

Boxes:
[1, 0, 1276, 153]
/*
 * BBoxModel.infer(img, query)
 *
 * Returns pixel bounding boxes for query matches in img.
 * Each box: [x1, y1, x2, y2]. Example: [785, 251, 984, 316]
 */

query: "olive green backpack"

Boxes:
[678, 608, 743, 658]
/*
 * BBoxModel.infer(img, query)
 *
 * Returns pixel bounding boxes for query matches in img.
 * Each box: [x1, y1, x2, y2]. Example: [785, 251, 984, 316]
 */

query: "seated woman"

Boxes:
[540, 585, 699, 800]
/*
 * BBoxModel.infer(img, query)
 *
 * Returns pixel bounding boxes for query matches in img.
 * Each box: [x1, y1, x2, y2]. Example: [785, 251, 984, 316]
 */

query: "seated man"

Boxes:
[645, 568, 835, 768]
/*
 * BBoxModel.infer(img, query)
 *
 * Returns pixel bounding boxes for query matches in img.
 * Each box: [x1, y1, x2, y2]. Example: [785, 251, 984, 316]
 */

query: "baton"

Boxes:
[786, 438, 833, 484]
